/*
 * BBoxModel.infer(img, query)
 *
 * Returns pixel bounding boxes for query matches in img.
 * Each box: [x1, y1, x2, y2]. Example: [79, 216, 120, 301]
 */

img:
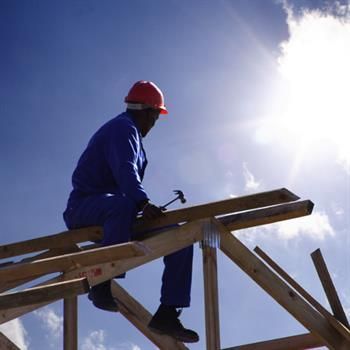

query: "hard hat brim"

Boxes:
[159, 106, 168, 115]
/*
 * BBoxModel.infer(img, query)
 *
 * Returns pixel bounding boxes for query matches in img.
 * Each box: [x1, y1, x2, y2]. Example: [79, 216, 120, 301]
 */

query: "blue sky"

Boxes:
[1, 0, 350, 349]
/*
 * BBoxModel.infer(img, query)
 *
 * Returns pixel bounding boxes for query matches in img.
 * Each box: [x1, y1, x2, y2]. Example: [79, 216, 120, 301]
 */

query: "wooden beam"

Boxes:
[111, 281, 188, 350]
[0, 226, 101, 260]
[202, 246, 221, 350]
[0, 332, 20, 350]
[0, 189, 298, 261]
[214, 219, 350, 349]
[0, 246, 82, 294]
[134, 188, 299, 233]
[221, 200, 314, 231]
[221, 333, 324, 350]
[64, 296, 78, 350]
[311, 248, 349, 327]
[0, 199, 315, 324]
[254, 246, 350, 341]
[0, 241, 149, 284]
[0, 278, 89, 310]
[0, 219, 206, 324]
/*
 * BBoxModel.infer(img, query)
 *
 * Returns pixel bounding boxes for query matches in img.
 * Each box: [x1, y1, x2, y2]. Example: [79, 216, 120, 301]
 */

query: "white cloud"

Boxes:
[81, 330, 141, 350]
[275, 211, 335, 240]
[34, 306, 63, 347]
[0, 318, 29, 349]
[243, 162, 261, 192]
[81, 330, 107, 350]
[236, 210, 334, 242]
[257, 2, 350, 174]
[280, 3, 350, 174]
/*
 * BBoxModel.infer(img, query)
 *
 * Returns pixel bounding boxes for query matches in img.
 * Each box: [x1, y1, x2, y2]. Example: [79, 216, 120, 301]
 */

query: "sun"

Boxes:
[258, 10, 350, 175]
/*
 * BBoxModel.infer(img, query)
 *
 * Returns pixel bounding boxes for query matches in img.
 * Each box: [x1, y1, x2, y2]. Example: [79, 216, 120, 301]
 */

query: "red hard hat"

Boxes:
[125, 80, 168, 114]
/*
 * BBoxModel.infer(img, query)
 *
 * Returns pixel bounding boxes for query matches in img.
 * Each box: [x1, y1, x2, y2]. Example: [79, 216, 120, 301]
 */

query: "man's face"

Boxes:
[141, 109, 160, 137]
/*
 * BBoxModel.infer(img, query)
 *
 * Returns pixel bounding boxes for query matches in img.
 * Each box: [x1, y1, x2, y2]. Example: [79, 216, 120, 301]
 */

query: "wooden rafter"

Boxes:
[221, 200, 313, 231]
[0, 226, 101, 260]
[0, 241, 149, 284]
[311, 248, 349, 327]
[111, 280, 188, 350]
[213, 218, 350, 349]
[254, 246, 350, 341]
[0, 197, 314, 325]
[0, 278, 89, 310]
[0, 219, 206, 325]
[133, 188, 299, 233]
[0, 246, 81, 294]
[0, 188, 298, 260]
[1, 189, 342, 350]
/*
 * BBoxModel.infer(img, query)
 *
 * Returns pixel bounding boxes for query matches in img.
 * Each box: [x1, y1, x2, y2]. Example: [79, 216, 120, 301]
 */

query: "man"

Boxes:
[63, 81, 199, 343]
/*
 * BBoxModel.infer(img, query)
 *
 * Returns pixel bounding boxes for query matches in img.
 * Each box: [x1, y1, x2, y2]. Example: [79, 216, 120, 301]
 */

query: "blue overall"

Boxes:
[63, 112, 193, 307]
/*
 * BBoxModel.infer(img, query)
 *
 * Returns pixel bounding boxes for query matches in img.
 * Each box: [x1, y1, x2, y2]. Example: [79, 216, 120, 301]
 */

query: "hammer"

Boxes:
[160, 190, 186, 211]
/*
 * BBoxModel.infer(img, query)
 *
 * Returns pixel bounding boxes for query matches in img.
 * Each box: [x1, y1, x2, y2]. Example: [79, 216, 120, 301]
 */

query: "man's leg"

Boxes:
[161, 245, 193, 307]
[64, 194, 137, 244]
[148, 244, 199, 343]
[63, 194, 138, 312]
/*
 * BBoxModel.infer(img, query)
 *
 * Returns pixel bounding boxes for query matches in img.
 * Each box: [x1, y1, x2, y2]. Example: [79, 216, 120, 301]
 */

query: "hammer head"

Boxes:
[174, 190, 186, 204]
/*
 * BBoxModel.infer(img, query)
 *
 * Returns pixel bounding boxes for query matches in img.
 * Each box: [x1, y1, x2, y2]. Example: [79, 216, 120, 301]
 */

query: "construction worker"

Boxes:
[63, 81, 199, 343]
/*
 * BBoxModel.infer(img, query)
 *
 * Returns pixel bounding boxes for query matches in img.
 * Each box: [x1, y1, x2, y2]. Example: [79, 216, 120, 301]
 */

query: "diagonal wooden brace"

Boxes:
[311, 248, 349, 327]
[111, 280, 188, 350]
[254, 246, 350, 342]
[213, 218, 350, 350]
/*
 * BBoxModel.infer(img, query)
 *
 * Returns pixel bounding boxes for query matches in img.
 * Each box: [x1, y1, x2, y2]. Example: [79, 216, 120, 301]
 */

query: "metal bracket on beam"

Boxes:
[200, 219, 220, 249]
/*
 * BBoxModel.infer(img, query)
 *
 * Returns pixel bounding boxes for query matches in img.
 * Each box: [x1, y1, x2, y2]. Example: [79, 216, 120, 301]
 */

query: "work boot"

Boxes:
[88, 280, 119, 312]
[148, 305, 199, 343]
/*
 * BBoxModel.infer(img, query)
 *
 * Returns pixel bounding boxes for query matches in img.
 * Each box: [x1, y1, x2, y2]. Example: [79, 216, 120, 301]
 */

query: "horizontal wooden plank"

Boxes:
[0, 226, 101, 260]
[0, 246, 81, 294]
[0, 189, 299, 261]
[222, 333, 324, 350]
[0, 278, 89, 310]
[221, 200, 314, 231]
[134, 188, 299, 233]
[0, 241, 149, 284]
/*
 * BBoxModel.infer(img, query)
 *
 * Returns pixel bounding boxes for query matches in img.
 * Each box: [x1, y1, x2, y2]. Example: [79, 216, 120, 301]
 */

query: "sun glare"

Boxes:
[260, 9, 350, 174]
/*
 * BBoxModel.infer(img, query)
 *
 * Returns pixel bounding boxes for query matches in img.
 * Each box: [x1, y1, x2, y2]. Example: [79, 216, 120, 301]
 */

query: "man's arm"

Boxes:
[106, 121, 149, 204]
[105, 121, 164, 219]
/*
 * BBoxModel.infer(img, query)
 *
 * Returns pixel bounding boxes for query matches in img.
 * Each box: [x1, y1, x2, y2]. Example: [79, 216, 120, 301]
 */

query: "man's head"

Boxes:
[125, 81, 167, 137]
[128, 108, 160, 137]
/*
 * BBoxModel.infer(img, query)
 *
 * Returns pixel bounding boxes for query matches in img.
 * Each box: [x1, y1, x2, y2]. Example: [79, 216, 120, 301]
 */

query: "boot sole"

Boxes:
[148, 325, 199, 343]
[88, 295, 119, 312]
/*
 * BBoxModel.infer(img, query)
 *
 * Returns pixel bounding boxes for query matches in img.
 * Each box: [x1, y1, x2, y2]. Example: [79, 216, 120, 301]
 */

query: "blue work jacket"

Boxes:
[67, 112, 149, 206]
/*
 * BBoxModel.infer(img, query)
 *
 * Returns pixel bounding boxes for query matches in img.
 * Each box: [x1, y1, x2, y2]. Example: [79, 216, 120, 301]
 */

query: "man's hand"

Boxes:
[142, 202, 165, 220]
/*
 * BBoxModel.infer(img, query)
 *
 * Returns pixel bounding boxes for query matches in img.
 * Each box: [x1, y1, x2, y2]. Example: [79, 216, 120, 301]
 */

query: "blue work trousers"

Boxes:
[63, 194, 193, 307]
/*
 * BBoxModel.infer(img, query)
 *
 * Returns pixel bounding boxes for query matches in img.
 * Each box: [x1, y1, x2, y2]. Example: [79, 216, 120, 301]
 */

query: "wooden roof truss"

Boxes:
[0, 188, 348, 350]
